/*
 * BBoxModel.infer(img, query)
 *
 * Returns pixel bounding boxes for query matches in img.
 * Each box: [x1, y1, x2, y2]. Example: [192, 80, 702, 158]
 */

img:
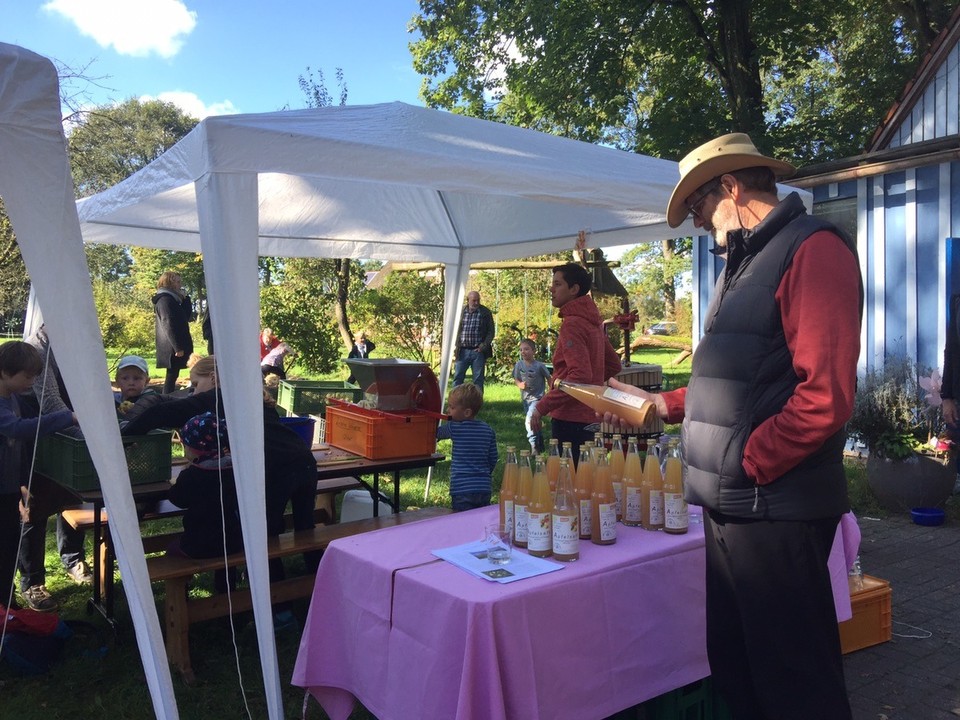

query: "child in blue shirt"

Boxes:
[436, 383, 498, 512]
[512, 338, 552, 454]
[0, 341, 76, 611]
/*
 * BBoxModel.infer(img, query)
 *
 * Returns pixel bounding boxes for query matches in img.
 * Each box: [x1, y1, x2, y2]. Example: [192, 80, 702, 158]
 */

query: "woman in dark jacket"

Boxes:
[153, 271, 194, 393]
[123, 355, 319, 576]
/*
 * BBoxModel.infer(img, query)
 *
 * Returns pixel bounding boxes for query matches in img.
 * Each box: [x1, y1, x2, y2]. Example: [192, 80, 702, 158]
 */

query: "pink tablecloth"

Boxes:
[291, 507, 859, 720]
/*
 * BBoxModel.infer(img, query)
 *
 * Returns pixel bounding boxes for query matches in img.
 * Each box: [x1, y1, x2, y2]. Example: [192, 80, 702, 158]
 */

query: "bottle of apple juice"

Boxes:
[552, 458, 579, 561]
[514, 449, 534, 548]
[527, 455, 553, 558]
[591, 450, 617, 545]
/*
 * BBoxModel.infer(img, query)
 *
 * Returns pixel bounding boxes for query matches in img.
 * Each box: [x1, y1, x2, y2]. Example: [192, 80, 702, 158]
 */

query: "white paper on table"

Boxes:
[432, 540, 565, 584]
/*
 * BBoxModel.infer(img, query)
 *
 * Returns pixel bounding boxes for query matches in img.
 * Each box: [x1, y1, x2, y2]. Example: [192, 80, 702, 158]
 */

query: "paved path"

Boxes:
[845, 513, 960, 719]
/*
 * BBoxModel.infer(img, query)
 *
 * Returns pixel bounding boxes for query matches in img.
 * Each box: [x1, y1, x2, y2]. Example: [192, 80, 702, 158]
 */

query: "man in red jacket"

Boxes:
[530, 262, 621, 464]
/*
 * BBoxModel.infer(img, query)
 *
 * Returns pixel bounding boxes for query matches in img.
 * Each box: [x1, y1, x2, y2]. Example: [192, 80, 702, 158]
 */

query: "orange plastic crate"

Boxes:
[325, 402, 438, 459]
[839, 574, 892, 654]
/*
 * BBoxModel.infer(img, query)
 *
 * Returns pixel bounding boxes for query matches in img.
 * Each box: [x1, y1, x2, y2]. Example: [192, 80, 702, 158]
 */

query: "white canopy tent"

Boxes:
[2, 42, 705, 718]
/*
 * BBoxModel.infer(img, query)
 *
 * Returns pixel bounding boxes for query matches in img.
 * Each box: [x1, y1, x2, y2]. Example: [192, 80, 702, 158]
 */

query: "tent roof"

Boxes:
[77, 102, 697, 260]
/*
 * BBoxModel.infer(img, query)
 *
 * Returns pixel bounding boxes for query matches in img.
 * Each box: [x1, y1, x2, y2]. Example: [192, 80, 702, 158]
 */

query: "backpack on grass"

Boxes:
[0, 604, 72, 676]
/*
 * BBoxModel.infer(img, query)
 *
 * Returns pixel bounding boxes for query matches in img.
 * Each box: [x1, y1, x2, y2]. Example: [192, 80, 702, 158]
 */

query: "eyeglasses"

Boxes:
[686, 179, 723, 222]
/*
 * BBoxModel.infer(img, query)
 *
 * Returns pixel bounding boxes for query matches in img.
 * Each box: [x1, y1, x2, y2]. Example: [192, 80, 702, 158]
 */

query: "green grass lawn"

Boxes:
[10, 347, 941, 719]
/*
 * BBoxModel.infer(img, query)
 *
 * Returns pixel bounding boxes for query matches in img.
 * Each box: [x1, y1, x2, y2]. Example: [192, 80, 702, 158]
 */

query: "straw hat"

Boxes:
[666, 133, 795, 228]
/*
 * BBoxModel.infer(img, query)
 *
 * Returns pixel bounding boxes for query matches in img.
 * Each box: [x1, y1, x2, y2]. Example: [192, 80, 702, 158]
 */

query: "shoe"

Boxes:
[22, 585, 58, 612]
[66, 561, 93, 585]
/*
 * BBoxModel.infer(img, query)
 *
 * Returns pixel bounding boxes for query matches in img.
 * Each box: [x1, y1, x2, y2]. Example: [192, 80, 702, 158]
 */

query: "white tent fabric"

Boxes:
[3, 42, 717, 718]
[0, 45, 180, 718]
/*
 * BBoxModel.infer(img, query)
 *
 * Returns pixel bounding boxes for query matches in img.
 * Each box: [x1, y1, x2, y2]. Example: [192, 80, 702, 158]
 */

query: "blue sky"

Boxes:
[6, 0, 426, 118]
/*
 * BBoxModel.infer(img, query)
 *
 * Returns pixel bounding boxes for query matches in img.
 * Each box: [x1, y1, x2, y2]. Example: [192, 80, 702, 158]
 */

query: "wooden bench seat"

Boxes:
[147, 506, 451, 682]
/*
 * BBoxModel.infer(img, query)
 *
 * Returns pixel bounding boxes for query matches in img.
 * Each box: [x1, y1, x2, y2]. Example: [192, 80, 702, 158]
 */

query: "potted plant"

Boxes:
[847, 357, 956, 511]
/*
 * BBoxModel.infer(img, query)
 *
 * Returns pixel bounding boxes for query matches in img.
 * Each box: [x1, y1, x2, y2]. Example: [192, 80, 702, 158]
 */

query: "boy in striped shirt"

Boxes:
[436, 383, 498, 512]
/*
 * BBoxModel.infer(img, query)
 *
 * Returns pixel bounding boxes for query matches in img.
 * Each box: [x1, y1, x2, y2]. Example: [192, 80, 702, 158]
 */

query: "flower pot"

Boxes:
[866, 452, 956, 512]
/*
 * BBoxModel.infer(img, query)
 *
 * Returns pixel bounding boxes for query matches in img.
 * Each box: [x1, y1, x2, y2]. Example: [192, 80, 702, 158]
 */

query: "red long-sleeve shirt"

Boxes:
[662, 231, 861, 485]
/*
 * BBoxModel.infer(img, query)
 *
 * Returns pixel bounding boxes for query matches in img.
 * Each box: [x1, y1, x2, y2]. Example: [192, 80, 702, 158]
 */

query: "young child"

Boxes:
[512, 338, 552, 454]
[0, 341, 77, 611]
[436, 383, 498, 512]
[167, 412, 242, 561]
[114, 355, 157, 409]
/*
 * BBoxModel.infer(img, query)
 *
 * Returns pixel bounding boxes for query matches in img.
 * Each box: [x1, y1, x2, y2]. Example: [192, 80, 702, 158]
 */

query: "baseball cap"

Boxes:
[117, 355, 149, 374]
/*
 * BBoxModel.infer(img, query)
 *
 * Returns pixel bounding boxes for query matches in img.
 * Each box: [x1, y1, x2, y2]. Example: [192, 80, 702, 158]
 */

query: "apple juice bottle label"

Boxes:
[597, 502, 617, 541]
[552, 513, 579, 556]
[527, 512, 551, 553]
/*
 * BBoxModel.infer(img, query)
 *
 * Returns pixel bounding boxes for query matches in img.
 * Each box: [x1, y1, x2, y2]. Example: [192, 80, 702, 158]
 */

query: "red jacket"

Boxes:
[536, 294, 622, 424]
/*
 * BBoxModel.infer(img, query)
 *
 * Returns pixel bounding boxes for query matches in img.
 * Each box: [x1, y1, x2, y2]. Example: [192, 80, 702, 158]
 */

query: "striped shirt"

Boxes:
[436, 419, 498, 496]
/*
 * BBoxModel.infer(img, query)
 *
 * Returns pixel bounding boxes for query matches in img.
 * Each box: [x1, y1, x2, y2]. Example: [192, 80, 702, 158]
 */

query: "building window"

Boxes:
[813, 196, 857, 241]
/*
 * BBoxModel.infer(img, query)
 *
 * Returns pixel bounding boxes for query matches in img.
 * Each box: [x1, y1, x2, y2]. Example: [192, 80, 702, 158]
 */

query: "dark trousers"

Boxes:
[265, 460, 320, 582]
[550, 417, 595, 470]
[1, 492, 20, 606]
[17, 512, 86, 590]
[704, 512, 852, 720]
[163, 367, 181, 394]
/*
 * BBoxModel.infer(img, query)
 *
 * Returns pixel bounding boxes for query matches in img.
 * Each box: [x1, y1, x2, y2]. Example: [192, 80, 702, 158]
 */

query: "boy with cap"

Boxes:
[114, 355, 155, 410]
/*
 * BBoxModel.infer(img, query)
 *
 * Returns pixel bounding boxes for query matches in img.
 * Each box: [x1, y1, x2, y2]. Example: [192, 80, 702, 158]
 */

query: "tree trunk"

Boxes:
[335, 258, 353, 350]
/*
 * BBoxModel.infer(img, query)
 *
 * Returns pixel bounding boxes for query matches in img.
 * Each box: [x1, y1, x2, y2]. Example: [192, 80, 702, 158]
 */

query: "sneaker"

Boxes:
[22, 585, 58, 612]
[66, 561, 93, 585]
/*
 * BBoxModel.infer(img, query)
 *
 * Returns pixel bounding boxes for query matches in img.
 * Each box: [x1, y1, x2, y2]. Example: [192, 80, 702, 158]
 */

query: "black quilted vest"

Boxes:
[683, 193, 859, 520]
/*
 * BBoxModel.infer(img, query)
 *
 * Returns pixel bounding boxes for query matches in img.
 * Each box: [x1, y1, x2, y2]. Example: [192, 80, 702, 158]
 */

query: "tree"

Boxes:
[618, 239, 693, 329]
[0, 200, 29, 333]
[67, 99, 200, 339]
[411, 0, 958, 162]
[353, 271, 445, 365]
[68, 98, 199, 197]
[259, 258, 364, 374]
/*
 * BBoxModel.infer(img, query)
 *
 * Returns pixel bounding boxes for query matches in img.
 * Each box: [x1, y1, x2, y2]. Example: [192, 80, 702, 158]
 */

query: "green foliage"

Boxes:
[0, 200, 29, 328]
[67, 98, 199, 198]
[353, 271, 445, 364]
[92, 279, 154, 355]
[259, 258, 345, 374]
[847, 357, 935, 460]
[411, 0, 958, 164]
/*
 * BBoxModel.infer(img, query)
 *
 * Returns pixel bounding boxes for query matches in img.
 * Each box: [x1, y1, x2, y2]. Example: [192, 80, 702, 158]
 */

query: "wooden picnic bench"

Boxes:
[145, 506, 451, 682]
[59, 475, 364, 622]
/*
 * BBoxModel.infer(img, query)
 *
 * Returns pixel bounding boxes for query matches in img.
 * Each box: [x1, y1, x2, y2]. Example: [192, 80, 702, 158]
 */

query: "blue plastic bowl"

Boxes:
[911, 507, 945, 526]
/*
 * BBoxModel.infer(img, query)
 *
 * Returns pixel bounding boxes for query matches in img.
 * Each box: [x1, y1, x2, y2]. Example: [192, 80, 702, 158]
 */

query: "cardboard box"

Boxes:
[839, 574, 892, 654]
[326, 403, 437, 460]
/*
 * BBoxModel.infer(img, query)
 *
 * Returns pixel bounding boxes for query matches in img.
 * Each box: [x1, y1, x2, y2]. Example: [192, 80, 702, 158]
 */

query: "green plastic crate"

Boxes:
[276, 380, 362, 416]
[35, 430, 174, 492]
[643, 677, 732, 720]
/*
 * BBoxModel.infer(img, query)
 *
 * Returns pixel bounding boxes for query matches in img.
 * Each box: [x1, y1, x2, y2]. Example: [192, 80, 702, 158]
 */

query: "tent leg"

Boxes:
[424, 466, 433, 502]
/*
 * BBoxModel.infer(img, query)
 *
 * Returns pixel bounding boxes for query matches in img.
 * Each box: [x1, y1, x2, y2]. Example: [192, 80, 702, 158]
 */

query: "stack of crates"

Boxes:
[275, 380, 362, 442]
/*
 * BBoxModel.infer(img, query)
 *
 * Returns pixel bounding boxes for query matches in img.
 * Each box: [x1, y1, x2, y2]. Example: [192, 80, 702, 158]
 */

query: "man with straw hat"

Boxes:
[608, 133, 862, 719]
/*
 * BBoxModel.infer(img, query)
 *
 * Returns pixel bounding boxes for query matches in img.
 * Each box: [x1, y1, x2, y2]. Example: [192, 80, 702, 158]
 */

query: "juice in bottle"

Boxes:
[662, 439, 689, 535]
[546, 438, 561, 493]
[621, 436, 643, 527]
[574, 446, 594, 539]
[527, 455, 553, 557]
[609, 434, 625, 521]
[514, 449, 534, 548]
[499, 446, 519, 537]
[555, 380, 657, 426]
[641, 439, 664, 531]
[590, 449, 617, 545]
[552, 458, 579, 561]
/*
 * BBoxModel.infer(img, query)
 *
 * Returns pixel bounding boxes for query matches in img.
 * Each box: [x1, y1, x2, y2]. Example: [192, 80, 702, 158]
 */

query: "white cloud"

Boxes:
[43, 0, 197, 58]
[142, 91, 238, 119]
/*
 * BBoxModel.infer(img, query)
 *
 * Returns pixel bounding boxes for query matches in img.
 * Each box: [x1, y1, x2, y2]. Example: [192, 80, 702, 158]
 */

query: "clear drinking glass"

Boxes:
[483, 523, 513, 565]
